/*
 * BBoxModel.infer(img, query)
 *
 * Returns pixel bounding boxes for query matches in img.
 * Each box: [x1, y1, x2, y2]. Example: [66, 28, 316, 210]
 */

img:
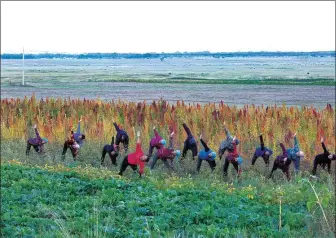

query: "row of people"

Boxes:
[26, 120, 335, 180]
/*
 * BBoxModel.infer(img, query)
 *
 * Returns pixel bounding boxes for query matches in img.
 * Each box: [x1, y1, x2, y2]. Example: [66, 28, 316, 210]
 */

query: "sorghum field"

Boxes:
[1, 95, 335, 237]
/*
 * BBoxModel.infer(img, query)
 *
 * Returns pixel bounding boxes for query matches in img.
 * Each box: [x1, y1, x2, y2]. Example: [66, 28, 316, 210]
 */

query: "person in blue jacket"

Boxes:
[73, 119, 86, 147]
[287, 132, 305, 173]
[196, 134, 216, 172]
[251, 134, 273, 166]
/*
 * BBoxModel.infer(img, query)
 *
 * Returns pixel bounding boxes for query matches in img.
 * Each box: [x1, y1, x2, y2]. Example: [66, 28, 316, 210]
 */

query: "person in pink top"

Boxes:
[148, 126, 167, 168]
[118, 131, 149, 177]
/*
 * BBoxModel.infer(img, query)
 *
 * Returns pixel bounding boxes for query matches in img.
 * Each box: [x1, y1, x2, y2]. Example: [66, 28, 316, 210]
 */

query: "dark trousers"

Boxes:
[150, 153, 174, 170]
[101, 145, 118, 166]
[182, 141, 198, 158]
[223, 157, 239, 176]
[62, 141, 78, 159]
[196, 158, 216, 172]
[251, 153, 270, 166]
[268, 160, 291, 181]
[312, 154, 331, 175]
[26, 142, 39, 155]
[118, 155, 138, 175]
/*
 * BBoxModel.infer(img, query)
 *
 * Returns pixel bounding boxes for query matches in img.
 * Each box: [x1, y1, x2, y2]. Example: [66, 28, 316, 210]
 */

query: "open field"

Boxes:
[1, 57, 335, 107]
[1, 55, 335, 237]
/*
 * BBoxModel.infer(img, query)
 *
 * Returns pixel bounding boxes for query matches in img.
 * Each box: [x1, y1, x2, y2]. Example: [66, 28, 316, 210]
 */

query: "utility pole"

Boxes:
[22, 47, 25, 86]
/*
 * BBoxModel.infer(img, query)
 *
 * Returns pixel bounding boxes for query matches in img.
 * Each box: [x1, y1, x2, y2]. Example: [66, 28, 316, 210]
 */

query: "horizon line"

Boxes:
[1, 50, 336, 55]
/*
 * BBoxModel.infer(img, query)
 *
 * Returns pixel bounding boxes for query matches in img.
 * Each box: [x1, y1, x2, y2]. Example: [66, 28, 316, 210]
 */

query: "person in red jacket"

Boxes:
[118, 131, 149, 177]
[223, 137, 242, 177]
[62, 131, 80, 160]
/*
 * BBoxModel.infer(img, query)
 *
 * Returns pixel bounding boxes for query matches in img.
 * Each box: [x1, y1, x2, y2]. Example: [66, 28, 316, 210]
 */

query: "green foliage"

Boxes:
[1, 161, 335, 237]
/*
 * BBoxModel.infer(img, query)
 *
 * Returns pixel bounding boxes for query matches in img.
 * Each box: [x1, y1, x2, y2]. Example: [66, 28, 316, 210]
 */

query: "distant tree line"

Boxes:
[1, 51, 335, 59]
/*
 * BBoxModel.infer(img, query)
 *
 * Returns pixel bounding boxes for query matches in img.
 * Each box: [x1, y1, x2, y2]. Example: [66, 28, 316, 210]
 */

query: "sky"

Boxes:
[1, 1, 335, 54]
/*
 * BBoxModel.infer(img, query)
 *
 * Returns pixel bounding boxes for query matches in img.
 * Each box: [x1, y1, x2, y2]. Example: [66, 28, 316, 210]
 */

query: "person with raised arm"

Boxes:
[251, 134, 273, 166]
[311, 137, 336, 176]
[26, 124, 48, 155]
[118, 131, 149, 177]
[73, 119, 86, 147]
[181, 123, 198, 160]
[286, 132, 305, 173]
[101, 135, 118, 166]
[151, 131, 181, 171]
[223, 136, 242, 177]
[268, 142, 291, 181]
[148, 126, 166, 167]
[218, 122, 240, 160]
[113, 121, 129, 153]
[196, 134, 217, 172]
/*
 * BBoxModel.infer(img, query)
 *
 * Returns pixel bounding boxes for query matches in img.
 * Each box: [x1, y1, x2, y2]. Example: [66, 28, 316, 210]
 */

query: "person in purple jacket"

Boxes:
[181, 123, 198, 160]
[268, 142, 291, 181]
[113, 122, 129, 153]
[26, 124, 48, 155]
[251, 134, 273, 166]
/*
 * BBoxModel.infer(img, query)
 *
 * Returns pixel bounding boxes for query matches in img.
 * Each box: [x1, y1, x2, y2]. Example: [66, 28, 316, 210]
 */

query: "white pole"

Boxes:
[22, 47, 25, 86]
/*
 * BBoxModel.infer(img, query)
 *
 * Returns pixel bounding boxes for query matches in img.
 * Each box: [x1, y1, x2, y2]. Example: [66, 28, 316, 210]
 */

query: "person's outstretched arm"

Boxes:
[169, 133, 174, 149]
[200, 138, 210, 152]
[182, 123, 192, 137]
[280, 143, 287, 157]
[154, 128, 160, 138]
[321, 138, 329, 155]
[77, 121, 81, 134]
[224, 128, 232, 140]
[34, 125, 42, 141]
[293, 135, 300, 153]
[113, 122, 121, 132]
